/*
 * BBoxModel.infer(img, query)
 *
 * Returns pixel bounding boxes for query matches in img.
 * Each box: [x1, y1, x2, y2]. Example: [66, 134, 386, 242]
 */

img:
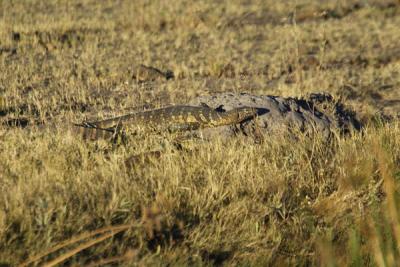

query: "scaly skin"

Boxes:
[71, 123, 118, 141]
[72, 105, 258, 141]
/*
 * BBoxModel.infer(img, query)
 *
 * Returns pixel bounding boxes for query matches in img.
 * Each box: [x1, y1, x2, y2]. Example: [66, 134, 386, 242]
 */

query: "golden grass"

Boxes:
[18, 224, 135, 266]
[1, 0, 400, 266]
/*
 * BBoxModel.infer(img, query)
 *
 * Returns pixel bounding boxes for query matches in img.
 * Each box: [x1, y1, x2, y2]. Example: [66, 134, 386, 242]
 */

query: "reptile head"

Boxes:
[233, 106, 258, 122]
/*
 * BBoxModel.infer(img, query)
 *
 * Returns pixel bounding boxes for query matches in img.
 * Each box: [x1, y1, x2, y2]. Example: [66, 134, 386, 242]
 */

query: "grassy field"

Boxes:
[1, 0, 400, 266]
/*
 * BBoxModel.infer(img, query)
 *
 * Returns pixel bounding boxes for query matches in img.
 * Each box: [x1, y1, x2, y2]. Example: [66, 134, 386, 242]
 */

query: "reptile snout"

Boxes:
[234, 107, 258, 122]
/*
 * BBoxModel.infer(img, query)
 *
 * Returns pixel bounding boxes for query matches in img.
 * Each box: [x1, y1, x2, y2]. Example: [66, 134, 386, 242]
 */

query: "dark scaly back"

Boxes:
[74, 105, 258, 140]
[89, 106, 216, 129]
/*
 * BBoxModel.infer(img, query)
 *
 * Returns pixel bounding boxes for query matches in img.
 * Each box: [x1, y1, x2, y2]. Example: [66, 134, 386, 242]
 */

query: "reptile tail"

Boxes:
[71, 123, 119, 141]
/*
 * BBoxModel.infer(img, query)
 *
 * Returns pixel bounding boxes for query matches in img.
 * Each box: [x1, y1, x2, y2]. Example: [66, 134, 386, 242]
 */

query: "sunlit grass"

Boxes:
[1, 0, 400, 265]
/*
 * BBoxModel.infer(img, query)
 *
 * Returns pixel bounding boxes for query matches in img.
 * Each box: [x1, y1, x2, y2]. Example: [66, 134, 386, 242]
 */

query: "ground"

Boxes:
[0, 0, 400, 266]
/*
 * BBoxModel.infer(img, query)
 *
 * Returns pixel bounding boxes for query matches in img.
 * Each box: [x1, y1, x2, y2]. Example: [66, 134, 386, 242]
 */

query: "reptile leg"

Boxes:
[252, 118, 264, 144]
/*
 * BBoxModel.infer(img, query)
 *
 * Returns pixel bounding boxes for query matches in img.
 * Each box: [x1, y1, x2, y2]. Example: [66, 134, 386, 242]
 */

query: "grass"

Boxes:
[1, 0, 400, 265]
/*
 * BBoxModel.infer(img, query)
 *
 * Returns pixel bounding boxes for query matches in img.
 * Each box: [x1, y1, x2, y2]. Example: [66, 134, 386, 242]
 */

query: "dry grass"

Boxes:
[1, 0, 400, 266]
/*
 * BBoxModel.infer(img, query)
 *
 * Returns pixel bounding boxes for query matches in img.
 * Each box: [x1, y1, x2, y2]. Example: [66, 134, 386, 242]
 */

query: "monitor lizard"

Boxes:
[72, 105, 258, 141]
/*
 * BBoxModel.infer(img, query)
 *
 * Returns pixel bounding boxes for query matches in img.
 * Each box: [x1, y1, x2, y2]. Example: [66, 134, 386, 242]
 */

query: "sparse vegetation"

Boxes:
[1, 0, 400, 266]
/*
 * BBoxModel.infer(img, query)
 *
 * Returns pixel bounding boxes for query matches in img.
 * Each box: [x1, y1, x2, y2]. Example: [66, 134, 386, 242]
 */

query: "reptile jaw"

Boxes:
[236, 107, 258, 122]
